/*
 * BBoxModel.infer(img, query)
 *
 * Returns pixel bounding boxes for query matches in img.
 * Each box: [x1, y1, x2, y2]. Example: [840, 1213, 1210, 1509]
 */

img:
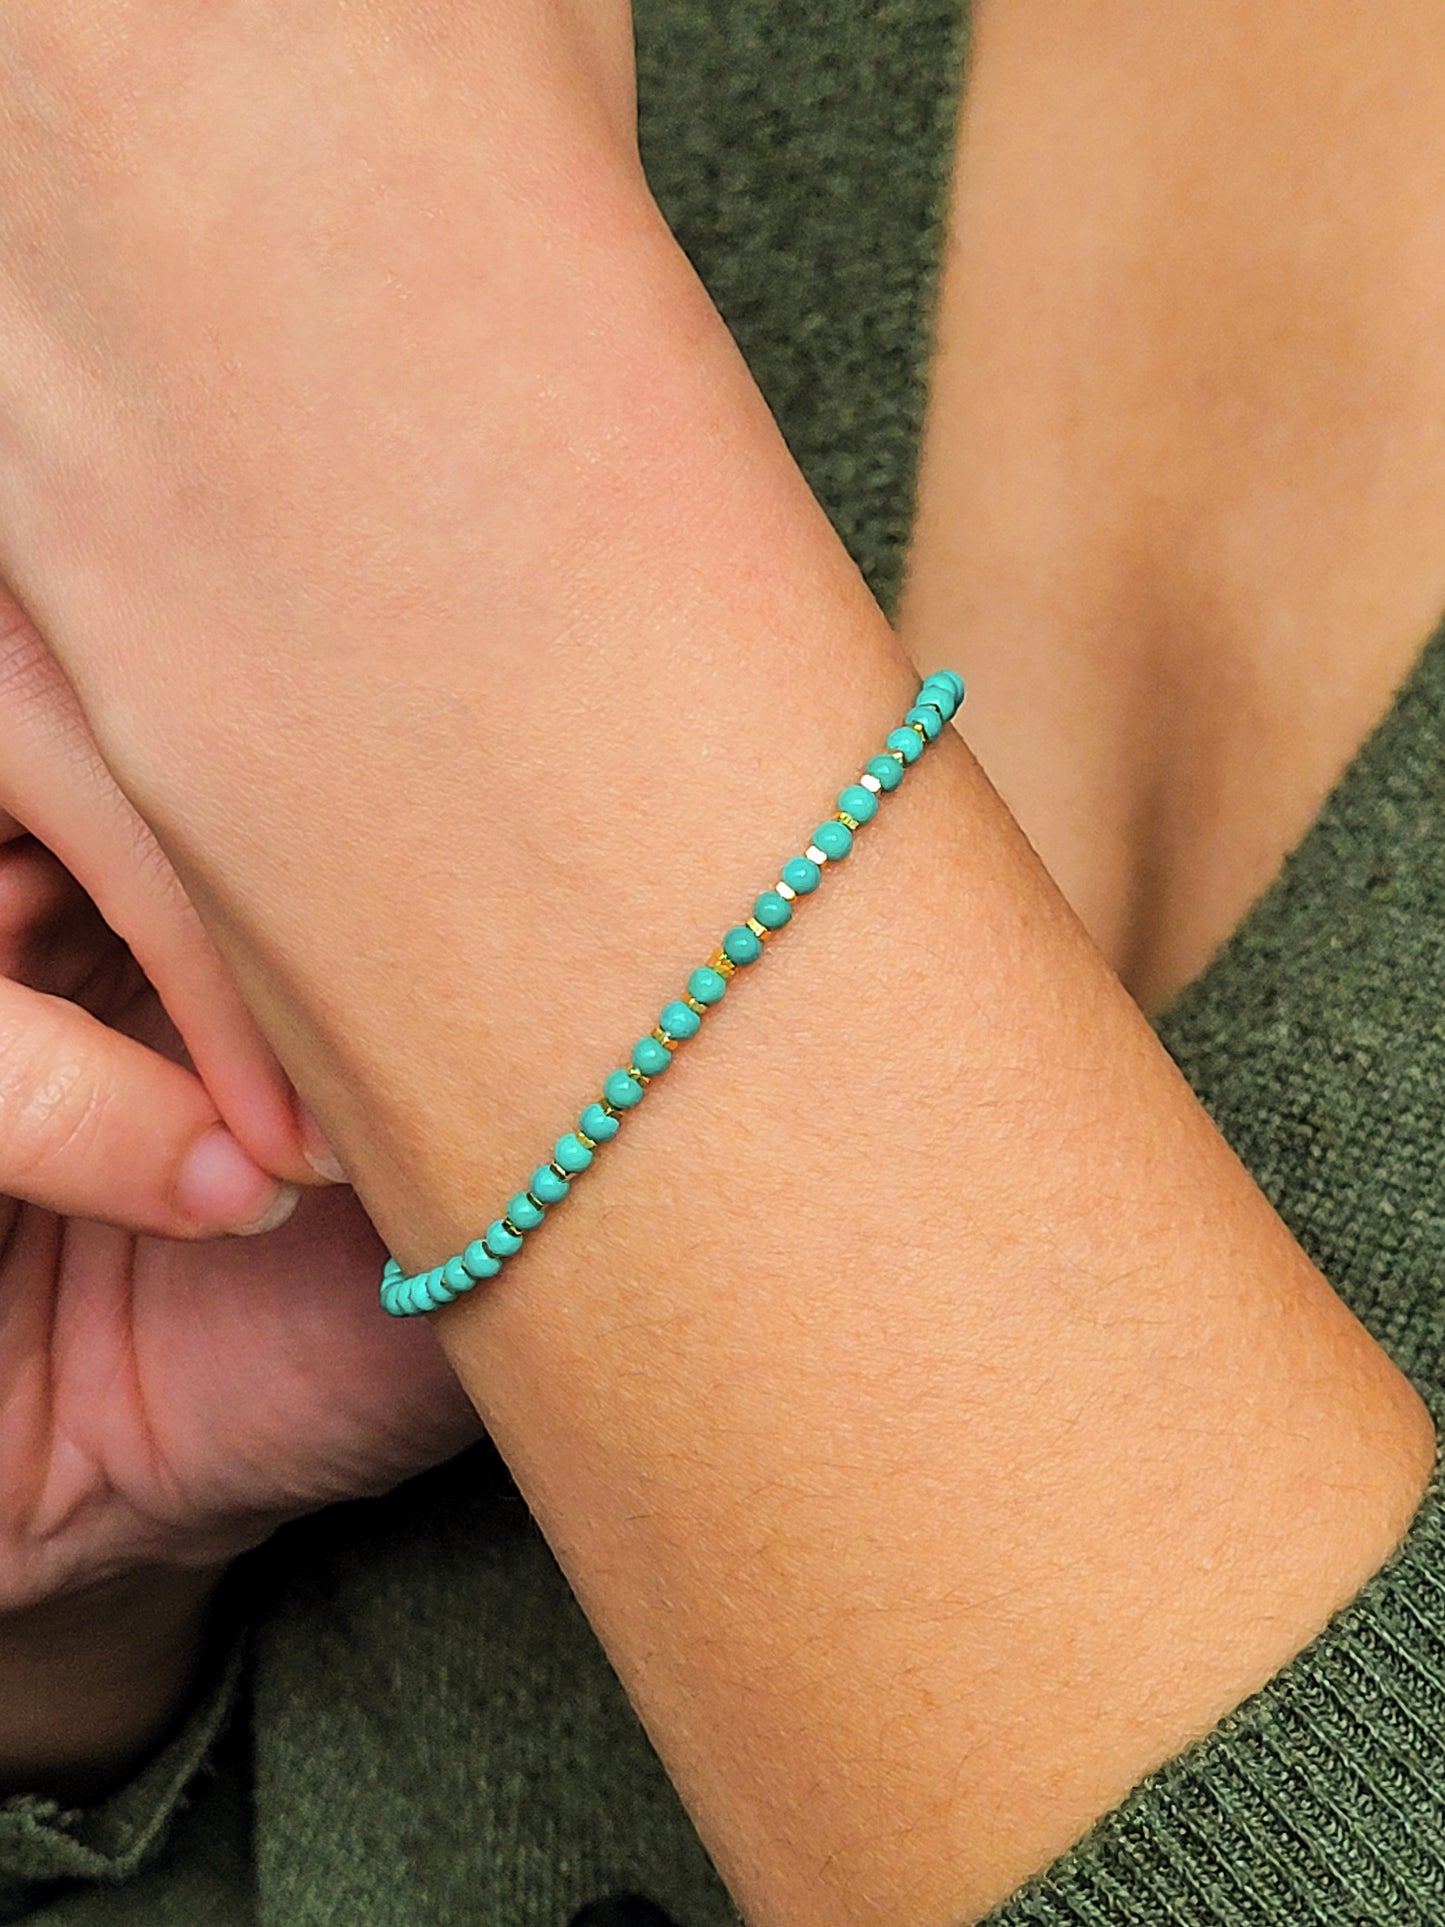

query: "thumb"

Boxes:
[0, 975, 299, 1239]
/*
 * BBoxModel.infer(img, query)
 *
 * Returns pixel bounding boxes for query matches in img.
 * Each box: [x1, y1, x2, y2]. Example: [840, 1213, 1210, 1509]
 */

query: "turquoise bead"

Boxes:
[485, 1218, 523, 1259]
[753, 889, 792, 930]
[508, 1190, 546, 1231]
[722, 923, 763, 966]
[633, 1035, 672, 1077]
[659, 999, 701, 1040]
[382, 1256, 403, 1285]
[400, 1276, 432, 1315]
[400, 1270, 437, 1314]
[604, 1067, 645, 1108]
[555, 1132, 594, 1173]
[920, 665, 959, 696]
[886, 725, 923, 764]
[442, 1254, 473, 1294]
[530, 1163, 570, 1204]
[687, 964, 728, 1004]
[463, 1238, 504, 1279]
[905, 703, 942, 740]
[813, 819, 853, 860]
[421, 1267, 450, 1305]
[580, 1100, 621, 1141]
[837, 783, 878, 824]
[781, 854, 822, 894]
[918, 677, 959, 722]
[865, 753, 904, 791]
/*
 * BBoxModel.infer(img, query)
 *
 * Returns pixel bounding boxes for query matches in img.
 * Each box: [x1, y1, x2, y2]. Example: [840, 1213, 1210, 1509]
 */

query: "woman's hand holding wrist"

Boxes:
[0, 12, 1435, 1924]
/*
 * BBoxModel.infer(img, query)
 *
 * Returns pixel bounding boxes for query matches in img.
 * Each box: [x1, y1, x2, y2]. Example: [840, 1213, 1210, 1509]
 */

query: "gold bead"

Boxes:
[745, 917, 770, 941]
[888, 748, 906, 764]
[548, 1161, 572, 1183]
[599, 1102, 618, 1120]
[501, 1217, 524, 1241]
[630, 1066, 652, 1087]
[651, 1025, 678, 1050]
[524, 1192, 545, 1214]
[683, 994, 709, 1016]
[707, 947, 738, 977]
[909, 720, 929, 742]
[575, 1129, 597, 1151]
[835, 810, 860, 832]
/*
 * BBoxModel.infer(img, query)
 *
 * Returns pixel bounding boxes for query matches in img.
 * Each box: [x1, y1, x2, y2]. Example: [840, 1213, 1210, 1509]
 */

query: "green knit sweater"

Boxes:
[7, 2, 1445, 1920]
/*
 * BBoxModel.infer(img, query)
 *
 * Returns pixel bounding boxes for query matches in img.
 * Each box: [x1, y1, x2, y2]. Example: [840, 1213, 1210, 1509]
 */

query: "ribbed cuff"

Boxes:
[985, 1405, 1445, 1925]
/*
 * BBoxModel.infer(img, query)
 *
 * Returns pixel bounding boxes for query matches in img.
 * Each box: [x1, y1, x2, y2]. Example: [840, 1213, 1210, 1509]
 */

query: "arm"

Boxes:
[0, 14, 1431, 1921]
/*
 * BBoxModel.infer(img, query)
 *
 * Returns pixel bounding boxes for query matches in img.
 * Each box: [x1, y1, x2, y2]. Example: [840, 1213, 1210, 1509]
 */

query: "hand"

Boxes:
[0, 590, 479, 1617]
[0, 0, 698, 1207]
[0, 0, 650, 844]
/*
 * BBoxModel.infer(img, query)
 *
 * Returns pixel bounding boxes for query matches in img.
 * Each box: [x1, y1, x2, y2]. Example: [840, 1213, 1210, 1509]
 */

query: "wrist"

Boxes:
[102, 197, 897, 1243]
[0, 1564, 227, 1804]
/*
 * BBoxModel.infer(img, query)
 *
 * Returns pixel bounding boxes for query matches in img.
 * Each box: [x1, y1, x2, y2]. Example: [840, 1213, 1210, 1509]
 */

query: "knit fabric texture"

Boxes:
[5, 0, 1445, 1920]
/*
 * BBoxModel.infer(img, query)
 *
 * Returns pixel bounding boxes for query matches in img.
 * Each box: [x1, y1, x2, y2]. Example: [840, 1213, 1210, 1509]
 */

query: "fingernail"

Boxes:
[232, 1183, 303, 1236]
[176, 1126, 303, 1236]
[295, 1099, 347, 1184]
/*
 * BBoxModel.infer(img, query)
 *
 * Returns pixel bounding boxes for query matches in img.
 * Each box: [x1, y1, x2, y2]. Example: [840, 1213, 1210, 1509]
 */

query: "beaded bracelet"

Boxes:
[379, 669, 964, 1316]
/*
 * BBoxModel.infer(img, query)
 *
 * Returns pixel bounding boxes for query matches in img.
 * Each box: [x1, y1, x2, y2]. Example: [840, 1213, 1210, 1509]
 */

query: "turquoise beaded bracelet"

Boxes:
[379, 669, 964, 1317]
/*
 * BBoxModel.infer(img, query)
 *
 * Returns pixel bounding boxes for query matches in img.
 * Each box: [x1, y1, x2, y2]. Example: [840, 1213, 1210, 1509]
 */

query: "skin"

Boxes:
[0, 595, 479, 1799]
[905, 0, 1445, 1011]
[0, 2, 1438, 1919]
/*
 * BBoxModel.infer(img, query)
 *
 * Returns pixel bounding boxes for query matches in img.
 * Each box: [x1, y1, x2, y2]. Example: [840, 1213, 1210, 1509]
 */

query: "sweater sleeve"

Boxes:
[983, 1395, 1445, 1926]
[0, 1626, 252, 1924]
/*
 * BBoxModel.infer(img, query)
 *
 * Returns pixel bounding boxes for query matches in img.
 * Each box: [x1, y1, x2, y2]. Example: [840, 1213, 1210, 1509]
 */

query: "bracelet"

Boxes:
[379, 668, 964, 1317]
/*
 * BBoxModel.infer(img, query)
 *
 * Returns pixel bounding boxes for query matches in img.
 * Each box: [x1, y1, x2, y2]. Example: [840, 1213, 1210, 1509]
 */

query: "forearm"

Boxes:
[118, 258, 1434, 1920]
[0, 1567, 222, 1805]
[380, 703, 1433, 1926]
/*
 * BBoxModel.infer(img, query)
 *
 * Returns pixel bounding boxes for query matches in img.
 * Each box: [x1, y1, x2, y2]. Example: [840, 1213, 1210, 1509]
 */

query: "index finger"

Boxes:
[0, 593, 323, 1186]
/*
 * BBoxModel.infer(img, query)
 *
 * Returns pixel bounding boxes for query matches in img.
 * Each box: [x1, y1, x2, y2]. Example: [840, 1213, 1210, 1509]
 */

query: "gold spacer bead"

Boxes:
[835, 811, 861, 832]
[707, 947, 738, 978]
[745, 916, 770, 941]
[575, 1129, 598, 1151]
[909, 720, 929, 742]
[524, 1192, 545, 1214]
[683, 994, 709, 1016]
[501, 1217, 524, 1241]
[630, 1066, 652, 1087]
[651, 1026, 678, 1050]
[548, 1161, 572, 1183]
[888, 749, 906, 764]
[598, 1102, 618, 1120]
